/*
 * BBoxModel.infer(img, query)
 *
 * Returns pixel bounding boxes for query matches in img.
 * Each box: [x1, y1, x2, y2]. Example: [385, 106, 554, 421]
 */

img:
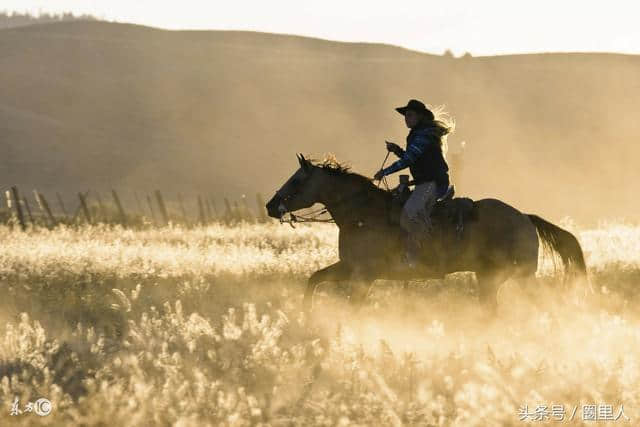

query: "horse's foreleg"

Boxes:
[349, 280, 374, 309]
[304, 261, 351, 311]
[348, 265, 377, 310]
[476, 269, 511, 315]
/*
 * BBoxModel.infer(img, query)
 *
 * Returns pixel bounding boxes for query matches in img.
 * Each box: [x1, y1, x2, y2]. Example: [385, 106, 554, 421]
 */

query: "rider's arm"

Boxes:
[381, 134, 429, 176]
[392, 147, 405, 158]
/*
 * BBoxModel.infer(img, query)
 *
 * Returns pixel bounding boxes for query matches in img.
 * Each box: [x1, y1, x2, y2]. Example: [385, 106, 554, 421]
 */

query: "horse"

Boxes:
[266, 154, 587, 313]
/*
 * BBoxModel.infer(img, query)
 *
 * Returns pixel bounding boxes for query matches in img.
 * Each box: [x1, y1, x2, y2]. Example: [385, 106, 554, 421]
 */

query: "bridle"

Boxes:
[277, 187, 376, 228]
[275, 186, 333, 227]
[276, 151, 392, 228]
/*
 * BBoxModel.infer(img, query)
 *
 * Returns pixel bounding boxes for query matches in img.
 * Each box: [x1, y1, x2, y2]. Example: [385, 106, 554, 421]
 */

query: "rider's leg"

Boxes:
[418, 181, 438, 233]
[400, 181, 438, 267]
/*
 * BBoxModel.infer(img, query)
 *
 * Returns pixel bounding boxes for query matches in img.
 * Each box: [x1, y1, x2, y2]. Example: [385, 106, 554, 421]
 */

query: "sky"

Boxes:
[3, 0, 640, 56]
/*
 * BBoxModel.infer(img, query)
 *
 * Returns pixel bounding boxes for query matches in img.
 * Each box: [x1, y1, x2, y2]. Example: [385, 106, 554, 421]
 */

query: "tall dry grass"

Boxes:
[0, 221, 639, 425]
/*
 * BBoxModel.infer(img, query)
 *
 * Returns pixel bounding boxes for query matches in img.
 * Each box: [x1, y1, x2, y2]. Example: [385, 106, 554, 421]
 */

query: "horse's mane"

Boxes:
[312, 157, 352, 175]
[309, 157, 391, 195]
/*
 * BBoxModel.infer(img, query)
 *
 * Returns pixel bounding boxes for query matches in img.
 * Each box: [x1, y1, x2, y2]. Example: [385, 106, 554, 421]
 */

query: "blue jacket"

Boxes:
[382, 125, 450, 190]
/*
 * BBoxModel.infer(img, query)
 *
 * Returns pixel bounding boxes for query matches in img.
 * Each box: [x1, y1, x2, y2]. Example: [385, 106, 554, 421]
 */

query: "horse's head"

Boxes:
[266, 154, 326, 219]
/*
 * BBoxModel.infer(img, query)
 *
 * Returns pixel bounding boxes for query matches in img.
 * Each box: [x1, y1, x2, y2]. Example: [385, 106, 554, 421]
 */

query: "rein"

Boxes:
[376, 150, 391, 191]
[279, 189, 372, 228]
[282, 205, 334, 226]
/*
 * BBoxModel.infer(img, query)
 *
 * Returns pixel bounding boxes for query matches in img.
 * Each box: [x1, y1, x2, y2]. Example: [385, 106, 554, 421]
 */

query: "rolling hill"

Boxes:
[1, 20, 638, 223]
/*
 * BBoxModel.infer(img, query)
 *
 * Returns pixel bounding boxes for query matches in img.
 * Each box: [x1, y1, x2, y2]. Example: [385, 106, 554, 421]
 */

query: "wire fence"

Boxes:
[1, 186, 272, 230]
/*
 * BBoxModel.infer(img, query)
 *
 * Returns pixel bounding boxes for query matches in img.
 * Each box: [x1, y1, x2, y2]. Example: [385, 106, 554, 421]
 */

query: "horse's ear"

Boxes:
[298, 153, 310, 171]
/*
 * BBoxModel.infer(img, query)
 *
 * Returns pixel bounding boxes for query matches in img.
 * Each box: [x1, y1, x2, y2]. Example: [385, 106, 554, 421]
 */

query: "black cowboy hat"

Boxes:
[395, 99, 434, 120]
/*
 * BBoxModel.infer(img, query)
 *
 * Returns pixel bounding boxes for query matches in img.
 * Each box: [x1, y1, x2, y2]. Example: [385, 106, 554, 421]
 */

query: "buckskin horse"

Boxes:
[266, 155, 587, 312]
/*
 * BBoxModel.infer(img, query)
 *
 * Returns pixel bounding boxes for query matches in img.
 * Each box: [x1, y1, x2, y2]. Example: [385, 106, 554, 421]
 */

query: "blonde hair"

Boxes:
[423, 105, 455, 156]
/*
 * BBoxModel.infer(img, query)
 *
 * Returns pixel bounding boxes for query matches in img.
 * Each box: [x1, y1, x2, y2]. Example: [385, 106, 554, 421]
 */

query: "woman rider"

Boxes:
[373, 99, 452, 268]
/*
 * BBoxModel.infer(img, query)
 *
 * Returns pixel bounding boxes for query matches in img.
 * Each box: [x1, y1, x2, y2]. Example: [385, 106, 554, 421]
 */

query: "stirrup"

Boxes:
[437, 185, 455, 202]
[402, 253, 418, 269]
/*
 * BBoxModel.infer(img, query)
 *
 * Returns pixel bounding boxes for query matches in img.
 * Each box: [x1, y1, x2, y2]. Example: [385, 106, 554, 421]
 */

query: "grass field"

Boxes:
[1, 221, 639, 426]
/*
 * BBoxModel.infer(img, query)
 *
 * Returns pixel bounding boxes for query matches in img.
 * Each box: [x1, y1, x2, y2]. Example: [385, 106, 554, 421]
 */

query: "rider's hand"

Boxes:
[374, 170, 385, 181]
[385, 141, 402, 155]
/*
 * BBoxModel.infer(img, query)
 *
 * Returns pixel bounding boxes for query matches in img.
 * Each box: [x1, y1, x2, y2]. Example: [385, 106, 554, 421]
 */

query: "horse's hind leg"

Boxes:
[512, 261, 541, 299]
[476, 269, 511, 314]
[477, 275, 498, 313]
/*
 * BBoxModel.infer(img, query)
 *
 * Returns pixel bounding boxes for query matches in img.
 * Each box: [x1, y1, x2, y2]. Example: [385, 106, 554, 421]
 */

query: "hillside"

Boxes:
[1, 20, 638, 223]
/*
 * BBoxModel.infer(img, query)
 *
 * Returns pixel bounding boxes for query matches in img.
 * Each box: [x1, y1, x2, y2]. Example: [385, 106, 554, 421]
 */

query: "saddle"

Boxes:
[389, 183, 477, 239]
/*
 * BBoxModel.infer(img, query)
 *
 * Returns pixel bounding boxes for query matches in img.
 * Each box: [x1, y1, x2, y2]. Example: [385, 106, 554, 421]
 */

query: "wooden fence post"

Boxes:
[4, 190, 13, 229]
[255, 193, 268, 223]
[95, 192, 107, 223]
[10, 187, 26, 231]
[154, 190, 169, 225]
[223, 198, 233, 224]
[134, 191, 144, 216]
[206, 197, 217, 221]
[241, 195, 255, 223]
[146, 194, 157, 226]
[203, 197, 212, 222]
[56, 192, 69, 218]
[197, 195, 206, 226]
[111, 189, 127, 226]
[71, 190, 89, 223]
[233, 201, 242, 223]
[40, 193, 56, 226]
[33, 190, 56, 227]
[4, 190, 11, 228]
[209, 196, 219, 216]
[78, 192, 92, 224]
[178, 193, 189, 225]
[22, 197, 34, 224]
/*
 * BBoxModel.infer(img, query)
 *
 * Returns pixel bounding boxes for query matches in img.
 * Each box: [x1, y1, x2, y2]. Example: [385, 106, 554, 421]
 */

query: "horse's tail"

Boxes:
[527, 214, 587, 278]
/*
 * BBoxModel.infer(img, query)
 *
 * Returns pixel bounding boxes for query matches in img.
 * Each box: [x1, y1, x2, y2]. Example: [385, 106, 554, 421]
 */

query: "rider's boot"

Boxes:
[402, 231, 424, 271]
[401, 222, 445, 277]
